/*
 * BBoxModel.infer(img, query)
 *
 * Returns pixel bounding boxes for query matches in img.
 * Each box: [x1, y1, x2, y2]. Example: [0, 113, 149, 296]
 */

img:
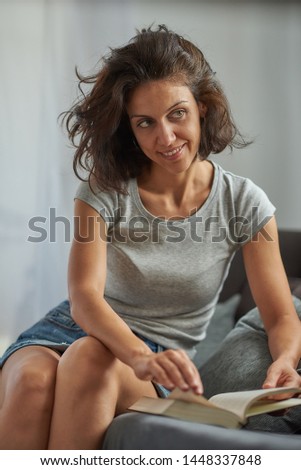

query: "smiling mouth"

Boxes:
[160, 144, 185, 159]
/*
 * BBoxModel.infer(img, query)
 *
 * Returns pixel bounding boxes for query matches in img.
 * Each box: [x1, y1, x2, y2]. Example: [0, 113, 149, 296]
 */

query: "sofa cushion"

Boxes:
[234, 277, 301, 322]
[193, 294, 241, 368]
[290, 278, 301, 299]
[194, 282, 301, 368]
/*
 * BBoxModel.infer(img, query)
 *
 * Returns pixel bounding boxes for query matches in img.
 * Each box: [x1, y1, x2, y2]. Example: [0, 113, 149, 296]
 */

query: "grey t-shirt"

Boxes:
[75, 162, 275, 357]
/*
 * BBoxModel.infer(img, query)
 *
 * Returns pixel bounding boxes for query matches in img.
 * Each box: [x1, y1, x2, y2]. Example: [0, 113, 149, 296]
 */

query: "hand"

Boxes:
[262, 358, 301, 399]
[132, 348, 203, 395]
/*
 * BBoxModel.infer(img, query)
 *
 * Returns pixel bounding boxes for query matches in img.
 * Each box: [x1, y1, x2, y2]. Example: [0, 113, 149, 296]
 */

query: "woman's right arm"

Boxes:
[68, 199, 203, 394]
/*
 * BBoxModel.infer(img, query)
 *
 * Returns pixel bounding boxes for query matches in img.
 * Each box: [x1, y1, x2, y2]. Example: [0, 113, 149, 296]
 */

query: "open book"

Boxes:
[128, 387, 301, 429]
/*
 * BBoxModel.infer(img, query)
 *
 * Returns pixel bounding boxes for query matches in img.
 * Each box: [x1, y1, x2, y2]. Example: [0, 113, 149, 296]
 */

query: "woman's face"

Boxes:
[127, 80, 206, 176]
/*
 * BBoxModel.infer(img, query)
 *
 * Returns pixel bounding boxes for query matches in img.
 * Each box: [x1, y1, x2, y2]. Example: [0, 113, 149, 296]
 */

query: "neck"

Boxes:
[137, 159, 214, 219]
[139, 160, 211, 202]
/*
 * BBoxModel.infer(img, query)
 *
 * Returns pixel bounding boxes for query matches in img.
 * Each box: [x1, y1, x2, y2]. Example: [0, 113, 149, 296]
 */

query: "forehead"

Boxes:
[127, 80, 195, 113]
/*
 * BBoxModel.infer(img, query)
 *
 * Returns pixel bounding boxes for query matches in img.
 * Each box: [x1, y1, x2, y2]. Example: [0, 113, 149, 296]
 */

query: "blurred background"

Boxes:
[0, 0, 300, 354]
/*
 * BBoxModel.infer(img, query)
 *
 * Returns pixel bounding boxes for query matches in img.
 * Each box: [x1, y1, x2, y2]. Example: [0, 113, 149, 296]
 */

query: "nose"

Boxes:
[156, 121, 176, 147]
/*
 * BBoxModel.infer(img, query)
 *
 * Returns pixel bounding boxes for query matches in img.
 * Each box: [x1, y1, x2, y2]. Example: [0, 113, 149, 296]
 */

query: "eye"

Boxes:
[171, 109, 186, 119]
[137, 119, 152, 128]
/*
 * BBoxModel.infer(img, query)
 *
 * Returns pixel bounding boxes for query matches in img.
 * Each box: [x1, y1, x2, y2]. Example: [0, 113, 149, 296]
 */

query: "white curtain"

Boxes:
[1, 0, 301, 353]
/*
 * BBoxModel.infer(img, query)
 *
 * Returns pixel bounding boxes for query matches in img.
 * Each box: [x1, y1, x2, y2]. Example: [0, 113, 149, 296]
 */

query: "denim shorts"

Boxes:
[0, 300, 170, 398]
[133, 332, 171, 398]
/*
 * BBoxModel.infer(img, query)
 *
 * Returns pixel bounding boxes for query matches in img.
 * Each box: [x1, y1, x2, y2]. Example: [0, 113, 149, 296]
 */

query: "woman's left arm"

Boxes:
[242, 216, 301, 390]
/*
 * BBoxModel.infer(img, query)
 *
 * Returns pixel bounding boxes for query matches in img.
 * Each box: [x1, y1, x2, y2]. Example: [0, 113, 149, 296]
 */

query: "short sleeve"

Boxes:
[75, 181, 118, 231]
[233, 178, 276, 245]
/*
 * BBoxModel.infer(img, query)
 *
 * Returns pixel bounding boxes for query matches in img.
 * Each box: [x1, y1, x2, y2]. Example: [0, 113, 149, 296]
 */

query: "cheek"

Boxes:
[193, 120, 202, 142]
[135, 132, 152, 151]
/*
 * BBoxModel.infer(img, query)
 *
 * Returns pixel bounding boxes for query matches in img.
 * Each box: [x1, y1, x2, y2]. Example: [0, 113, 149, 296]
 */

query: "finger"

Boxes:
[146, 354, 187, 390]
[276, 374, 301, 397]
[138, 353, 181, 389]
[145, 359, 177, 390]
[262, 366, 281, 389]
[131, 352, 172, 385]
[263, 372, 301, 400]
[178, 354, 203, 394]
[155, 350, 203, 394]
[169, 350, 203, 392]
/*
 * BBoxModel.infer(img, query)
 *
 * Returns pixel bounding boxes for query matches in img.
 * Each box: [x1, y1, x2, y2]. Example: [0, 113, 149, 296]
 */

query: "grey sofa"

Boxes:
[103, 230, 301, 449]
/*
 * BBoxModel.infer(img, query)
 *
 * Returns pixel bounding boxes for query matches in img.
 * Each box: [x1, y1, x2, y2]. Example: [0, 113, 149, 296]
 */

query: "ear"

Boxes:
[198, 101, 207, 118]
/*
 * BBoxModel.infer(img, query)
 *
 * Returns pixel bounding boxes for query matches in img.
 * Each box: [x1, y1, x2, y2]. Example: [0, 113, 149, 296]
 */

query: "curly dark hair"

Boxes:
[61, 25, 250, 193]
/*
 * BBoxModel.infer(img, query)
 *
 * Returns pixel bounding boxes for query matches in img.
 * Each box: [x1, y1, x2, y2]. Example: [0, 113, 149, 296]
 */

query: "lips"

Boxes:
[159, 144, 185, 160]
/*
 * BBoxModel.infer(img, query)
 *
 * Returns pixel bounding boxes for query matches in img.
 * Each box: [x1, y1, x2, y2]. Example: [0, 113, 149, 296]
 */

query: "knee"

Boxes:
[58, 336, 120, 388]
[235, 307, 266, 334]
[61, 336, 117, 373]
[10, 358, 58, 407]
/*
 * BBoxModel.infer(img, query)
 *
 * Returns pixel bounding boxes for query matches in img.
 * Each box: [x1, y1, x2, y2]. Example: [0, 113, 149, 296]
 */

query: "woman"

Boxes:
[0, 25, 301, 449]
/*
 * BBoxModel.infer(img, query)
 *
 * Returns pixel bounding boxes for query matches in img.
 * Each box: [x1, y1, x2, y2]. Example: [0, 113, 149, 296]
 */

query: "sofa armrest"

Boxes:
[219, 230, 301, 321]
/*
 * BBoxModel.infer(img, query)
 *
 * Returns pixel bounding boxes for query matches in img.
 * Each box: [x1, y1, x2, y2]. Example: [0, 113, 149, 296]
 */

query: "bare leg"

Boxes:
[0, 346, 60, 449]
[48, 336, 157, 450]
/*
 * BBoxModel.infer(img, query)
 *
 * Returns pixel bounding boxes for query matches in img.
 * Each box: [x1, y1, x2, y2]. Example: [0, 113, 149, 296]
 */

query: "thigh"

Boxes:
[200, 296, 301, 399]
[199, 306, 271, 398]
[199, 325, 272, 398]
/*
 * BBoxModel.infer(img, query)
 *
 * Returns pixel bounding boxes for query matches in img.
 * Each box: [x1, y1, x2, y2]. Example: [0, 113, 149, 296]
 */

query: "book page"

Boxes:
[165, 401, 241, 429]
[128, 397, 174, 414]
[129, 394, 242, 428]
[169, 388, 219, 410]
[210, 387, 301, 422]
[246, 397, 301, 417]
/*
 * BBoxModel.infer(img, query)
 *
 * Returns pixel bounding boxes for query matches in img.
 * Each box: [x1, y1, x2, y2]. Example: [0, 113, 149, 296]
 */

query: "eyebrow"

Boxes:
[129, 100, 189, 119]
